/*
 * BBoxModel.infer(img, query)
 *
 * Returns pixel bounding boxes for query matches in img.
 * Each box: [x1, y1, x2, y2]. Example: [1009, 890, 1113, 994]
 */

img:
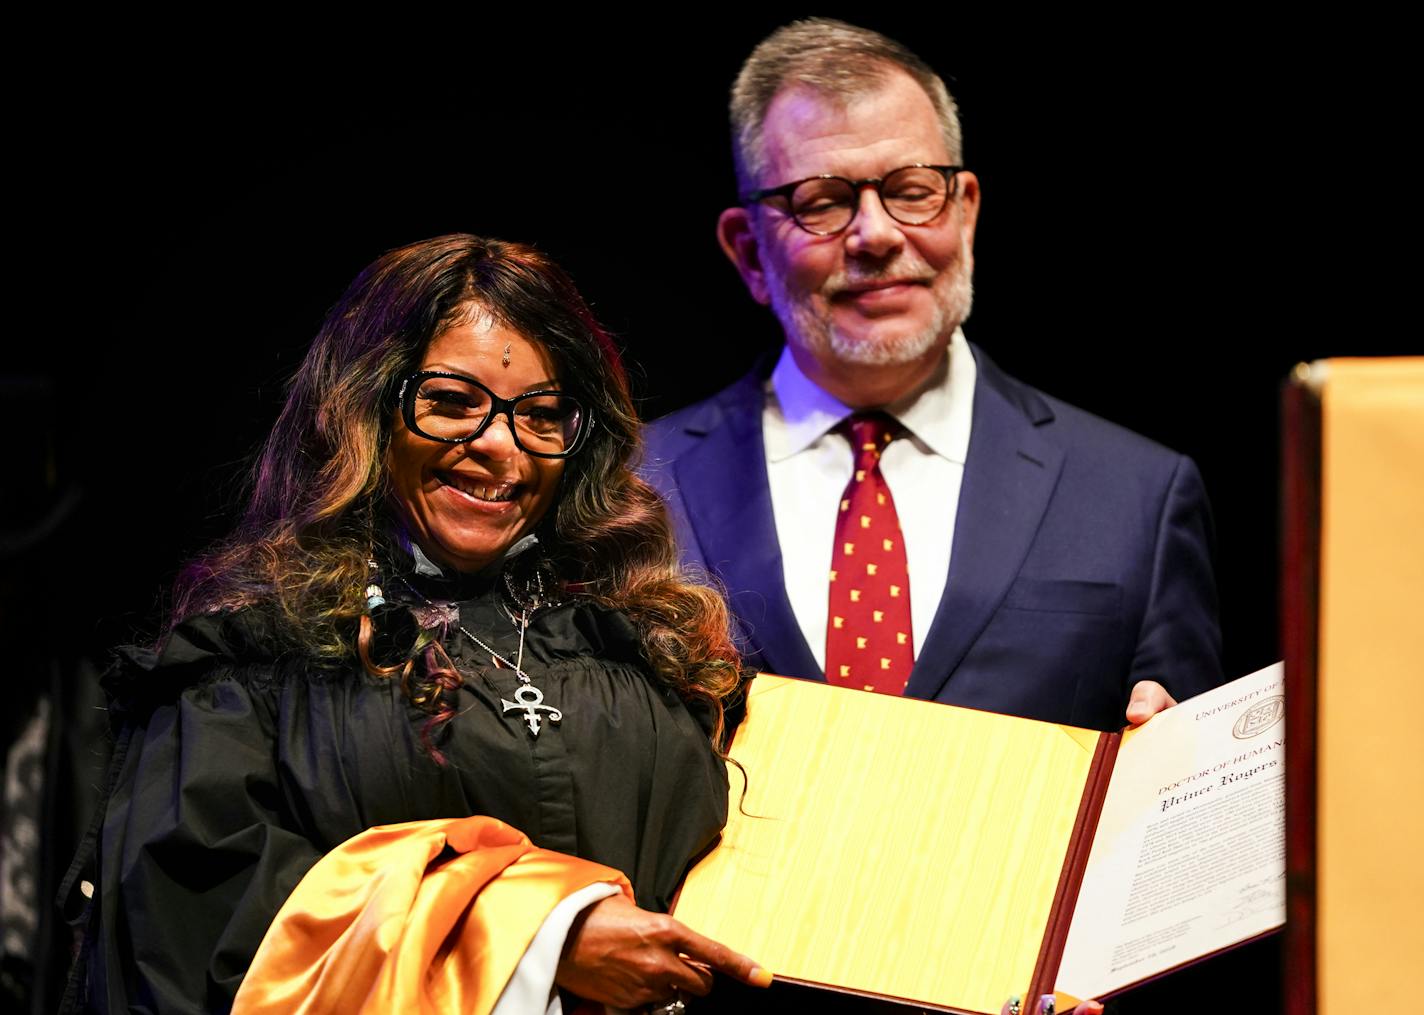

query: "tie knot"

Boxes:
[844, 412, 899, 467]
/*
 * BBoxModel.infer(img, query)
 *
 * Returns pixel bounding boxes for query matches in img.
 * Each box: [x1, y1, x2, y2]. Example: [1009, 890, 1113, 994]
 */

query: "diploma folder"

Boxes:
[673, 664, 1286, 1013]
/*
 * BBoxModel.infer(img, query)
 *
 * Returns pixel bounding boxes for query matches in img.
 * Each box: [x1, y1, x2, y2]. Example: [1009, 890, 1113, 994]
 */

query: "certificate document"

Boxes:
[1055, 663, 1285, 998]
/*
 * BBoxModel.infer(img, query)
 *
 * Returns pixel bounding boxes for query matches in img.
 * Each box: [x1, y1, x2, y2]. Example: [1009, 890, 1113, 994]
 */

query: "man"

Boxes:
[642, 18, 1222, 731]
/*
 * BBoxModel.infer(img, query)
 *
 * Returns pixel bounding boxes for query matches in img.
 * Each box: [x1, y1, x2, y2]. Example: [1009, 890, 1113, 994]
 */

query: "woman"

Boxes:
[64, 234, 769, 1013]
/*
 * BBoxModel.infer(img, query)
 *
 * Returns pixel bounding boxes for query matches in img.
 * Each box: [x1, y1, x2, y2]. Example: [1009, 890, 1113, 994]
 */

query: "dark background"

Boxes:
[14, 12, 1409, 666]
[7, 11, 1410, 1011]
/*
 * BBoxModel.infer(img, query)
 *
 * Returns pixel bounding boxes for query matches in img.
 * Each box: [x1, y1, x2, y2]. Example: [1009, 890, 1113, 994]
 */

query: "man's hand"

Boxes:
[556, 894, 771, 1008]
[1125, 679, 1178, 727]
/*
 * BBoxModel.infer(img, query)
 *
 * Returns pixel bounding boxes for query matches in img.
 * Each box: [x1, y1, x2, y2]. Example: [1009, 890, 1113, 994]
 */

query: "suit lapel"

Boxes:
[904, 349, 1065, 700]
[672, 374, 824, 681]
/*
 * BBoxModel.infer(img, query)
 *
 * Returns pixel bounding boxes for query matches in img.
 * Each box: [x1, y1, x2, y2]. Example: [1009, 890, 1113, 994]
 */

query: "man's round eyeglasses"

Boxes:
[742, 164, 964, 236]
[398, 371, 591, 459]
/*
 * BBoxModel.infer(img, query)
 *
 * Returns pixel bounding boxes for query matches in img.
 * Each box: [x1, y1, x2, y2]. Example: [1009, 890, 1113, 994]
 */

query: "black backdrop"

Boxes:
[8, 9, 1412, 1012]
[17, 12, 1409, 670]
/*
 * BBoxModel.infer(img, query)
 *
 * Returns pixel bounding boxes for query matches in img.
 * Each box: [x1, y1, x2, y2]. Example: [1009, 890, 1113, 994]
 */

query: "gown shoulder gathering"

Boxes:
[69, 588, 729, 1013]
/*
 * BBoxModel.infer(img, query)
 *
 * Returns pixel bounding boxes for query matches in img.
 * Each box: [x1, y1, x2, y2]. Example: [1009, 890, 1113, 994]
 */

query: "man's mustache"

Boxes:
[823, 264, 936, 297]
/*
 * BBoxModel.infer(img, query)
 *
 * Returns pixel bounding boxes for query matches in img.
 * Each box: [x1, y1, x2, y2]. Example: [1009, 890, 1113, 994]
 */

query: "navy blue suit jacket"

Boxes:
[641, 346, 1223, 732]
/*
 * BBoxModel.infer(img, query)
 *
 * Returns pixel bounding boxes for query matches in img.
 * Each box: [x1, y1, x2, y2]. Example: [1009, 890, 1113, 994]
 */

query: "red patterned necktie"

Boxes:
[825, 412, 914, 694]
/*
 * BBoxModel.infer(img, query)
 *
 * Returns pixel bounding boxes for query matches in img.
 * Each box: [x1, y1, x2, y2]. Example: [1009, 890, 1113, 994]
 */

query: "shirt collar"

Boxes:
[764, 328, 976, 465]
[399, 531, 541, 580]
[765, 350, 850, 461]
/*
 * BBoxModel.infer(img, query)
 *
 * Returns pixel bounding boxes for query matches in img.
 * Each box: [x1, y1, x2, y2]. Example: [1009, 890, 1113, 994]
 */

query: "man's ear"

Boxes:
[955, 171, 982, 254]
[717, 206, 771, 306]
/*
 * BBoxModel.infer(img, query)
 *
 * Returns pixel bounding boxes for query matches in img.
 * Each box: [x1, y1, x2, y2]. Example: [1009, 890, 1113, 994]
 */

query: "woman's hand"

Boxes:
[556, 894, 772, 1008]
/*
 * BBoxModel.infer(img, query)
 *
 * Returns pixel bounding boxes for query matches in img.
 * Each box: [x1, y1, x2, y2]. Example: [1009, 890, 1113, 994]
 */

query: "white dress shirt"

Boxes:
[762, 328, 977, 670]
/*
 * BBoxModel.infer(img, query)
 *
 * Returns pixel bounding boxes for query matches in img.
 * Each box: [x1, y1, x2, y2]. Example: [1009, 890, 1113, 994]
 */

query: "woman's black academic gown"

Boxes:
[73, 579, 728, 1012]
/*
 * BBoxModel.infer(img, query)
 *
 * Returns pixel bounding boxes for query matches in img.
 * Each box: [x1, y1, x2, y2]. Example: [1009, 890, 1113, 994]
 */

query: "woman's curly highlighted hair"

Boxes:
[171, 234, 743, 751]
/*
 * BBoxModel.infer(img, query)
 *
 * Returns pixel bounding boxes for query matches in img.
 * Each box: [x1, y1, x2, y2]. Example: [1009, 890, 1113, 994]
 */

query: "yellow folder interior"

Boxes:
[676, 675, 1098, 1014]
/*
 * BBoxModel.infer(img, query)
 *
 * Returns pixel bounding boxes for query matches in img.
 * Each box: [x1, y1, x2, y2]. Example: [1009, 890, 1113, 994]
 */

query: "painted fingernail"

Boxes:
[1008, 995, 1022, 1015]
[749, 966, 774, 987]
[1038, 995, 1056, 1015]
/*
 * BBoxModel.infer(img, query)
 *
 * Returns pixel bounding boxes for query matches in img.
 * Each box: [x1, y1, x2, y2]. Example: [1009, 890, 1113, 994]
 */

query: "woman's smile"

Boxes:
[386, 313, 566, 573]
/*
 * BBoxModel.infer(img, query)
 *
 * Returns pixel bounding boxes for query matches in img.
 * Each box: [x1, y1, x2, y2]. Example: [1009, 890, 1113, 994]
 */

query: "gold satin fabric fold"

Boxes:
[232, 816, 632, 1014]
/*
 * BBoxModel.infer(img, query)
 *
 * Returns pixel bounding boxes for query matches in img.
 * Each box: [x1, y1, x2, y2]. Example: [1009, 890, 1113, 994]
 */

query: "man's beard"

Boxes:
[765, 241, 974, 368]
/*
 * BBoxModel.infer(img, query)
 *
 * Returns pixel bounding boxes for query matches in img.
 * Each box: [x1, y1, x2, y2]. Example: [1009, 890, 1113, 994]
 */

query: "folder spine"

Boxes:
[1027, 730, 1121, 1002]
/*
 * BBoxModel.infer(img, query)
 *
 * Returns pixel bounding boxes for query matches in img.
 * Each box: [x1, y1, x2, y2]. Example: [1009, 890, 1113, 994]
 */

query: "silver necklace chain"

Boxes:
[393, 574, 564, 736]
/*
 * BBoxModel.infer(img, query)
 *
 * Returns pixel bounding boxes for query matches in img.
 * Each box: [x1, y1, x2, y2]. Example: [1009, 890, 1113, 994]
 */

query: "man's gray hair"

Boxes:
[730, 18, 964, 195]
